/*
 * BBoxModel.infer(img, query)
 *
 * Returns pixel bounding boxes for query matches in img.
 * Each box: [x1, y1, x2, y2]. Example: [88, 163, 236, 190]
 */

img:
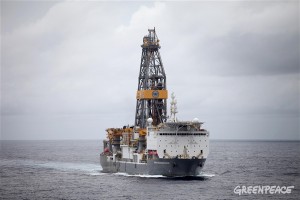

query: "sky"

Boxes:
[1, 0, 299, 140]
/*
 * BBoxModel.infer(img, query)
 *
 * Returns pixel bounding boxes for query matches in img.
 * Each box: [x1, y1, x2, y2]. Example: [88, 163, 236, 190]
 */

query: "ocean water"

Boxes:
[0, 140, 299, 200]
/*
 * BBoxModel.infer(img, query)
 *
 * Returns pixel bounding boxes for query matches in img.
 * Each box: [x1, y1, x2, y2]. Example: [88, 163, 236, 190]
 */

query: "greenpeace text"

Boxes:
[234, 185, 294, 195]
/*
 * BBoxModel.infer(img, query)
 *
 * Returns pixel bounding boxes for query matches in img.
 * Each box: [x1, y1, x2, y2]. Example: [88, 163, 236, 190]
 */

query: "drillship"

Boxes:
[100, 28, 209, 177]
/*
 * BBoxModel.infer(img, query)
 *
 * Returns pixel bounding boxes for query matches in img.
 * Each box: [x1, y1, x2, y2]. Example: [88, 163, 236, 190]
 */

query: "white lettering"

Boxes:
[242, 186, 247, 194]
[234, 186, 241, 195]
[252, 186, 258, 194]
[270, 186, 276, 194]
[274, 186, 281, 194]
[258, 185, 264, 194]
[234, 185, 294, 195]
[265, 186, 270, 193]
[281, 186, 287, 194]
[286, 186, 294, 194]
[247, 186, 253, 194]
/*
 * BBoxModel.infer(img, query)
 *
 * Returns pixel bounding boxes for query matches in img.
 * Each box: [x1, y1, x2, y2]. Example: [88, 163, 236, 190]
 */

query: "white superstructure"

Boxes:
[147, 120, 209, 160]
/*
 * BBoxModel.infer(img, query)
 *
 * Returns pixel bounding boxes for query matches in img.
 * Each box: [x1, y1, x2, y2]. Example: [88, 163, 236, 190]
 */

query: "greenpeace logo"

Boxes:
[234, 185, 294, 195]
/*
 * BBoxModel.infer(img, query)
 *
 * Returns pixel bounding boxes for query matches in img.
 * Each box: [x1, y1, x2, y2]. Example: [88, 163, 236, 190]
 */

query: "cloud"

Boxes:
[1, 1, 299, 139]
[1, 1, 139, 115]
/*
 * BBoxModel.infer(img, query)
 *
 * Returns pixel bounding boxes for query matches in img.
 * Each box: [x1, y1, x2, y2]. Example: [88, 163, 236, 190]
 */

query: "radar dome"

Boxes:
[192, 118, 200, 123]
[147, 118, 153, 123]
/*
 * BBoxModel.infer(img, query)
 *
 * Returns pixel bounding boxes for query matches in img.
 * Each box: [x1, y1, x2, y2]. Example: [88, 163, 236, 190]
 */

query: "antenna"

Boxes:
[170, 92, 178, 122]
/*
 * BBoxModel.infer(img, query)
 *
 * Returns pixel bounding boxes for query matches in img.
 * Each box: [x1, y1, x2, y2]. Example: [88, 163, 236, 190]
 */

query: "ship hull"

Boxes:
[100, 154, 206, 177]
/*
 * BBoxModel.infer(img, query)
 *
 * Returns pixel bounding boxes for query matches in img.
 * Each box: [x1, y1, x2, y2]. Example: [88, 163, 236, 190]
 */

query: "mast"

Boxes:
[170, 92, 178, 122]
[134, 28, 168, 128]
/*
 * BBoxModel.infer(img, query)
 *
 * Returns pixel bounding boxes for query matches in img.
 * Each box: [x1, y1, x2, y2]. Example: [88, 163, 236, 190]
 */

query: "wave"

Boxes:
[115, 172, 165, 178]
[115, 172, 215, 179]
[197, 172, 215, 178]
[1, 159, 215, 178]
[35, 162, 104, 175]
[1, 159, 104, 176]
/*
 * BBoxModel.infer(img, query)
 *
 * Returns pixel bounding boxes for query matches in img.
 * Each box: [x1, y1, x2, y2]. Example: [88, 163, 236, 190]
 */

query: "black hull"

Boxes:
[100, 154, 206, 177]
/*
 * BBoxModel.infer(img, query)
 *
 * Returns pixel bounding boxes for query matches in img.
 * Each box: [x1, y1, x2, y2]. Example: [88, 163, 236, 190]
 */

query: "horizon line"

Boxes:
[0, 139, 299, 142]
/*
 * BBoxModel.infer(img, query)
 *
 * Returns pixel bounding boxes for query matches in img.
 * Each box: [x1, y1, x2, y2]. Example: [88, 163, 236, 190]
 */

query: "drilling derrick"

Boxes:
[134, 28, 168, 128]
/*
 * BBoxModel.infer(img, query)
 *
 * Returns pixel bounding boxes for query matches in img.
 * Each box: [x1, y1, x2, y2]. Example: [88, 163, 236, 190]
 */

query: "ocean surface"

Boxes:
[0, 140, 299, 200]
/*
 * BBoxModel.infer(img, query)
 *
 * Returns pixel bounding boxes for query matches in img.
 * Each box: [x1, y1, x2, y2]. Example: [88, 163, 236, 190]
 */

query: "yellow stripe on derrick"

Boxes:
[136, 90, 168, 99]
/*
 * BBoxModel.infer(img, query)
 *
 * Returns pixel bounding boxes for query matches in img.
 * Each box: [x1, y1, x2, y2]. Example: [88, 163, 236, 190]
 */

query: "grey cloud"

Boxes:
[195, 32, 299, 76]
[1, 1, 299, 140]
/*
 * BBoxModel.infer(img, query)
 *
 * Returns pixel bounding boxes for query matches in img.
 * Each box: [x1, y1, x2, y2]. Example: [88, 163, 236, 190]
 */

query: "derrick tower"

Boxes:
[134, 28, 168, 128]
